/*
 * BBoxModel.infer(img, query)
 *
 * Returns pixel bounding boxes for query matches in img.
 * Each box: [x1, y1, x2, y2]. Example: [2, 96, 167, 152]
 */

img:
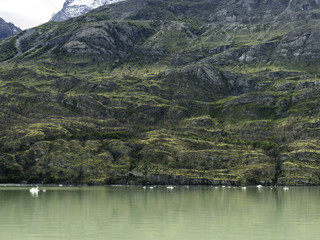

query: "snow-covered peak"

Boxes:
[51, 0, 125, 22]
[69, 0, 123, 8]
[69, 0, 99, 8]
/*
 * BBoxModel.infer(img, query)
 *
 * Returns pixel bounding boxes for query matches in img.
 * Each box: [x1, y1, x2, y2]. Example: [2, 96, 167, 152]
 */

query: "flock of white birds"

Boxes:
[28, 184, 290, 197]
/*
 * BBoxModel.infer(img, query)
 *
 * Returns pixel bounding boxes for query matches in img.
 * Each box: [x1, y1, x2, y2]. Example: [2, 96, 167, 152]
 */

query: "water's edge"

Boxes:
[1, 172, 318, 188]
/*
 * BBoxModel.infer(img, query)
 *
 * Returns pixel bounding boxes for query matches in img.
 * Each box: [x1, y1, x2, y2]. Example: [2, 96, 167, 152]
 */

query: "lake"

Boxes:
[0, 185, 319, 240]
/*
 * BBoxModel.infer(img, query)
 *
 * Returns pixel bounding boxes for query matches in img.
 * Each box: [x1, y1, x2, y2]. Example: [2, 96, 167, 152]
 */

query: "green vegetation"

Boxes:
[0, 37, 18, 61]
[0, 0, 319, 185]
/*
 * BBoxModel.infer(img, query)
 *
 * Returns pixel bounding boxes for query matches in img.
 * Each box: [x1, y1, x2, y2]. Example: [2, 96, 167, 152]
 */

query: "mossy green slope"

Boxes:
[0, 0, 319, 185]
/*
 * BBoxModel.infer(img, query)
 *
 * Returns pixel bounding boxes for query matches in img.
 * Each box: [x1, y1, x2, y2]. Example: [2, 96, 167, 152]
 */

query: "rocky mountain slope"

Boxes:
[0, 17, 21, 39]
[0, 0, 319, 185]
[51, 0, 125, 22]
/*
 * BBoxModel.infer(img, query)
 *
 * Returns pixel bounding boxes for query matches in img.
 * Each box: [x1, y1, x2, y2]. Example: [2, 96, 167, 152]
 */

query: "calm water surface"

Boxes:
[0, 185, 319, 240]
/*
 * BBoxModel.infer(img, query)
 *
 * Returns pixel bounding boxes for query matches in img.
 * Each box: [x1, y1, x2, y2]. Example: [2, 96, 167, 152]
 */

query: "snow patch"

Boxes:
[69, 0, 123, 8]
[52, 0, 126, 22]
[69, 0, 95, 7]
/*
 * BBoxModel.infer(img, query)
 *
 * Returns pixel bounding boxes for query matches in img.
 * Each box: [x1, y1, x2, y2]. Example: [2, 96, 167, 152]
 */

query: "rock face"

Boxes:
[0, 0, 320, 186]
[0, 17, 21, 39]
[51, 0, 125, 22]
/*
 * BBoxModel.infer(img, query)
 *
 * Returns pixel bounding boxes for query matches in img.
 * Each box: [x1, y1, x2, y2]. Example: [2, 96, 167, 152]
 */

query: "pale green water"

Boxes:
[0, 186, 319, 240]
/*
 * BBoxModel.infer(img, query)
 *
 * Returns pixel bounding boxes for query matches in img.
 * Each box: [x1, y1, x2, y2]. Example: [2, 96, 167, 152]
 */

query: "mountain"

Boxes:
[51, 0, 125, 22]
[0, 17, 21, 39]
[0, 0, 319, 186]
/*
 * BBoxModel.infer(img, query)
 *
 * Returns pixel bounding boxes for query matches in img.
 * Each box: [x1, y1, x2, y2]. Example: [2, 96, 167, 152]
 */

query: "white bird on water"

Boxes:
[29, 186, 39, 194]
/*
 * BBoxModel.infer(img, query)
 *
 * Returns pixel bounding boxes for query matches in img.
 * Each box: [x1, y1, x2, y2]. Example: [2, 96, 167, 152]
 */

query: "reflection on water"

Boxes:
[0, 186, 320, 240]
